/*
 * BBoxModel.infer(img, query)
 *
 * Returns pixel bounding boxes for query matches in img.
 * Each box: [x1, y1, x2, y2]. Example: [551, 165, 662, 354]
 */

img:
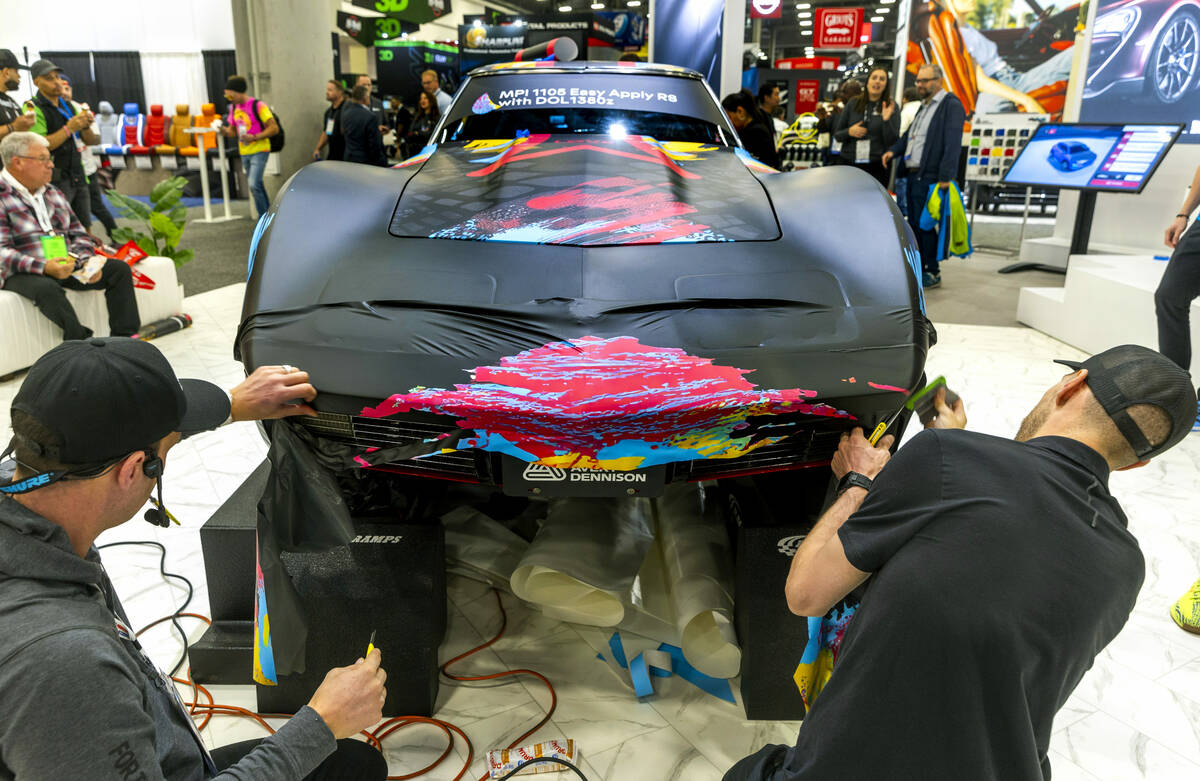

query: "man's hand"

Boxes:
[307, 649, 387, 740]
[229, 365, 318, 421]
[881, 150, 894, 168]
[848, 121, 868, 139]
[938, 180, 951, 190]
[925, 387, 967, 430]
[1166, 216, 1188, 249]
[831, 428, 895, 480]
[43, 258, 73, 280]
[66, 113, 90, 133]
[12, 112, 35, 132]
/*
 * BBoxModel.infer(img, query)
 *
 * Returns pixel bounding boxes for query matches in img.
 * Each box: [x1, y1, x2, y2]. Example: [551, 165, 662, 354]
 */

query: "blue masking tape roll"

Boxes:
[608, 632, 629, 669]
[657, 644, 736, 704]
[630, 653, 655, 698]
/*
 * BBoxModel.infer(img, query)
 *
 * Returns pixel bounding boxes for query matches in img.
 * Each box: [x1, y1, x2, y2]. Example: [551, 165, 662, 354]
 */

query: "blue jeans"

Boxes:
[243, 151, 270, 218]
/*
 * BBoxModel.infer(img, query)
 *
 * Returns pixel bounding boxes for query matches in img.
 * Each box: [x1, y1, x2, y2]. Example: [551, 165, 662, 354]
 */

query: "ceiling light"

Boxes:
[797, 11, 811, 17]
[799, 19, 812, 26]
[877, 6, 891, 11]
[590, 1, 604, 7]
[801, 29, 812, 35]
[881, 0, 896, 3]
[558, 3, 571, 9]
[870, 15, 884, 21]
[627, 0, 641, 5]
[796, 2, 811, 6]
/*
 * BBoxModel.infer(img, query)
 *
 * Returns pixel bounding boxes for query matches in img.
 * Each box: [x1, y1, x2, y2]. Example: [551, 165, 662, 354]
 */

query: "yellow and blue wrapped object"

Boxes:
[919, 182, 973, 262]
[792, 601, 858, 710]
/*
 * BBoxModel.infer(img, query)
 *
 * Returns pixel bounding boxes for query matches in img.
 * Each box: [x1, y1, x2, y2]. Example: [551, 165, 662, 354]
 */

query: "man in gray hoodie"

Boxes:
[0, 338, 390, 780]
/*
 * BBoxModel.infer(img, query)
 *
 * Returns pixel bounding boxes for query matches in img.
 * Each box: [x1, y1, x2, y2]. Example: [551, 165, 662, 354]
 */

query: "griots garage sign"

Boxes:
[814, 7, 863, 49]
[350, 0, 451, 24]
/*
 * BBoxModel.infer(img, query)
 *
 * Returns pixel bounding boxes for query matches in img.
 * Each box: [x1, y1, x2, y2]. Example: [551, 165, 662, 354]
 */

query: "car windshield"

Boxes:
[440, 70, 734, 145]
[446, 107, 724, 143]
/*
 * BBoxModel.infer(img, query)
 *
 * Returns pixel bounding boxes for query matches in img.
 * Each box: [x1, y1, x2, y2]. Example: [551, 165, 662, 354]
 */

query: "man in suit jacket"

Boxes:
[341, 85, 387, 167]
[883, 63, 965, 289]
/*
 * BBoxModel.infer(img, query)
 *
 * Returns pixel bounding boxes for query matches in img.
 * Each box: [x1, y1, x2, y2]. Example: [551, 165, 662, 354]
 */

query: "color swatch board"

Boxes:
[965, 116, 1047, 184]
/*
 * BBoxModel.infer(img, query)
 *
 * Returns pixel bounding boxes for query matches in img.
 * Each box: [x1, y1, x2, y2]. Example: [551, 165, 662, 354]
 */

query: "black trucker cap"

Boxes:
[0, 50, 28, 71]
[1055, 344, 1196, 461]
[10, 337, 230, 466]
[29, 59, 61, 80]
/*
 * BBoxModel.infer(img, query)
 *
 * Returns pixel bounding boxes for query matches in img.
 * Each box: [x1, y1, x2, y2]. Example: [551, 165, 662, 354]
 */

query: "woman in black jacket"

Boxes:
[405, 91, 440, 158]
[721, 90, 781, 170]
[833, 67, 901, 189]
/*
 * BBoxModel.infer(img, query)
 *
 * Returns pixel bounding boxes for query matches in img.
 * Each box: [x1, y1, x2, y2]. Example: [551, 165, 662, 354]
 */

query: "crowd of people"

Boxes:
[310, 69, 449, 167]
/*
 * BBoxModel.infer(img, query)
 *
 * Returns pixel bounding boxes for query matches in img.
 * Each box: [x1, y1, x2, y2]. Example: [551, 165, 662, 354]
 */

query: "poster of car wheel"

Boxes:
[1080, 0, 1200, 143]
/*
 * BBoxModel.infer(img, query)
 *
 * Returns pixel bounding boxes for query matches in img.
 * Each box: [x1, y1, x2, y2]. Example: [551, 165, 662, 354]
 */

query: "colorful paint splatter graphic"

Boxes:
[360, 336, 854, 471]
[253, 535, 277, 685]
[430, 175, 727, 245]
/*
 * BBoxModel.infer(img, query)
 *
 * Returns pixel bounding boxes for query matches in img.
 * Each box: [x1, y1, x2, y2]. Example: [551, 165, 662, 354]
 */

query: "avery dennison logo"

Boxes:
[521, 463, 648, 483]
[351, 535, 405, 544]
[523, 464, 567, 481]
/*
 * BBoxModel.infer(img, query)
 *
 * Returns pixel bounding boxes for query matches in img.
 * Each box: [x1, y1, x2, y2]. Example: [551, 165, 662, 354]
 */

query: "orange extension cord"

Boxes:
[137, 589, 557, 780]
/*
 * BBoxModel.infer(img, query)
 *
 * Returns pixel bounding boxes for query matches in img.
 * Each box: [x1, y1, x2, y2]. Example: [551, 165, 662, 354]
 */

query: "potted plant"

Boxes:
[106, 176, 194, 266]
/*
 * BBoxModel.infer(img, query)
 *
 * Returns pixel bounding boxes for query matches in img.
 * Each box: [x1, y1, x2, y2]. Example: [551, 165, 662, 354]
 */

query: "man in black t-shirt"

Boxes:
[312, 80, 346, 162]
[725, 345, 1196, 781]
[0, 50, 36, 157]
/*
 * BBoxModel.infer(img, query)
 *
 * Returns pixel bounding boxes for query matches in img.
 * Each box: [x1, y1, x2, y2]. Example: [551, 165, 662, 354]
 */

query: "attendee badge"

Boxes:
[40, 235, 67, 259]
[325, 118, 335, 135]
[855, 139, 871, 164]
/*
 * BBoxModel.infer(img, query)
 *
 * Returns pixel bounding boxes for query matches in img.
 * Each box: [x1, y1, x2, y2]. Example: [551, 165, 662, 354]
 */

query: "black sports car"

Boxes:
[236, 61, 932, 500]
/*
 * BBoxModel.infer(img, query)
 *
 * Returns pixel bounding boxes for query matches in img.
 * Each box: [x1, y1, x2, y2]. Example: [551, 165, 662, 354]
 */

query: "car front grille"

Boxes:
[678, 427, 844, 481]
[298, 412, 481, 481]
[299, 412, 846, 485]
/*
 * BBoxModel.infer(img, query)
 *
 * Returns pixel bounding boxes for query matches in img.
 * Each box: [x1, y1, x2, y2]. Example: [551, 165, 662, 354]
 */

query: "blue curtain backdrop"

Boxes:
[653, 0, 723, 90]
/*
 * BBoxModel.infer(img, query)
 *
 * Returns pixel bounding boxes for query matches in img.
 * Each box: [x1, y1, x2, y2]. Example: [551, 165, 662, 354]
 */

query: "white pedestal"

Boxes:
[1018, 255, 1200, 377]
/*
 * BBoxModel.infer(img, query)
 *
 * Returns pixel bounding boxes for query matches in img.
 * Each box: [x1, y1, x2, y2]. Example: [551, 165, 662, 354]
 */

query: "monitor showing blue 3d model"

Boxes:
[1002, 123, 1182, 194]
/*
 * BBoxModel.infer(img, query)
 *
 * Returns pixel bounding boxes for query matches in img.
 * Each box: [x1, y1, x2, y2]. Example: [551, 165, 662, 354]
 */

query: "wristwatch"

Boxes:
[836, 471, 874, 496]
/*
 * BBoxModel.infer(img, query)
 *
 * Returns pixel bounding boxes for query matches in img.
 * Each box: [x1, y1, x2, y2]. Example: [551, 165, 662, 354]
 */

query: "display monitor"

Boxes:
[1001, 123, 1182, 193]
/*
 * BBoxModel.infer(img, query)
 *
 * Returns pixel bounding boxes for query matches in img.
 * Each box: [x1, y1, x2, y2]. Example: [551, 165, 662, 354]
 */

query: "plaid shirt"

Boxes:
[0, 176, 93, 288]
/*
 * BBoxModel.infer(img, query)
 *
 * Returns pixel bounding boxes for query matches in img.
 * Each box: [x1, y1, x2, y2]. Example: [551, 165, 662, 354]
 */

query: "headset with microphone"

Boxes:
[140, 450, 177, 528]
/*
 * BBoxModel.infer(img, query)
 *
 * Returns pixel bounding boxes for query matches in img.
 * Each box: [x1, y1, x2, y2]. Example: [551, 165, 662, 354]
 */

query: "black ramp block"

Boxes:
[201, 460, 270, 622]
[256, 521, 447, 718]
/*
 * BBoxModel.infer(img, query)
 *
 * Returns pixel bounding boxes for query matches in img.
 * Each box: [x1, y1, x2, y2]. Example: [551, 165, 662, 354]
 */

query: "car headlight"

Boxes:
[1093, 7, 1139, 36]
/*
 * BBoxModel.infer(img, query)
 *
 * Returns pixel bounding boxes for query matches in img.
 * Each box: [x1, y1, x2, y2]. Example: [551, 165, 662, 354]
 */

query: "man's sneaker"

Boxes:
[1170, 576, 1200, 634]
[922, 272, 941, 289]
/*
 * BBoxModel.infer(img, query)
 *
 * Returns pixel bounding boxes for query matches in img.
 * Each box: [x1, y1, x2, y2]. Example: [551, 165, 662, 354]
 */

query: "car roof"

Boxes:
[466, 60, 705, 80]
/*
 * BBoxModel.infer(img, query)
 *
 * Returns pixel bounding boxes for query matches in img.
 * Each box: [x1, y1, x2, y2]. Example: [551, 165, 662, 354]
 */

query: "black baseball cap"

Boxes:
[30, 59, 62, 80]
[1055, 345, 1196, 461]
[0, 50, 28, 71]
[10, 338, 230, 466]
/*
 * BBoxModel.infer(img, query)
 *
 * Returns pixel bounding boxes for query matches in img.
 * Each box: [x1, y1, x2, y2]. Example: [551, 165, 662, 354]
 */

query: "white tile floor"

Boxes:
[3, 282, 1200, 780]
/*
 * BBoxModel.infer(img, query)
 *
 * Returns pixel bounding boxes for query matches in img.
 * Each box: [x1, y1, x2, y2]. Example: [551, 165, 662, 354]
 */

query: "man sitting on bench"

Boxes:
[0, 131, 138, 340]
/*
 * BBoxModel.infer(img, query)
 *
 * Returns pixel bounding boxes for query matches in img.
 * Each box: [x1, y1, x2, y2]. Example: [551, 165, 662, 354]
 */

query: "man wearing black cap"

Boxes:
[725, 345, 1196, 781]
[0, 49, 36, 147]
[0, 339, 390, 780]
[22, 59, 98, 227]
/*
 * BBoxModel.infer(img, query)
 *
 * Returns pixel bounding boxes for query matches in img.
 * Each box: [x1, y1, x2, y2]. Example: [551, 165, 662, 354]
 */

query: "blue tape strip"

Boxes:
[657, 644, 736, 704]
[630, 653, 655, 698]
[800, 616, 822, 664]
[608, 632, 629, 669]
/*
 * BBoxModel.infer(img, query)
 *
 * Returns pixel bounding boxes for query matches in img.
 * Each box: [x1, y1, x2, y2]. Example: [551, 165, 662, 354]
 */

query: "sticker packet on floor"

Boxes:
[487, 739, 578, 777]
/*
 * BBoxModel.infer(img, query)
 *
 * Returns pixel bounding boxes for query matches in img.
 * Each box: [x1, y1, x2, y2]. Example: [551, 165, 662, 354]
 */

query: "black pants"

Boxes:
[3, 258, 139, 340]
[904, 174, 943, 275]
[57, 177, 92, 229]
[722, 744, 790, 780]
[212, 738, 388, 780]
[1155, 219, 1200, 371]
[87, 175, 119, 236]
